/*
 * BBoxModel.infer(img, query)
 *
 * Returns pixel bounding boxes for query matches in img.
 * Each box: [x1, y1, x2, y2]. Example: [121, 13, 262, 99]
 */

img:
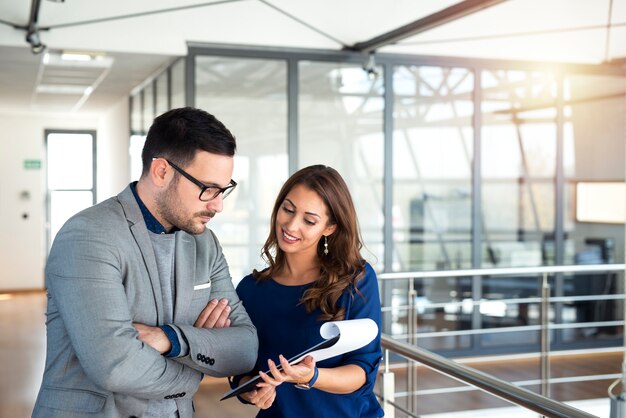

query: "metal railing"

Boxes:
[376, 263, 626, 418]
[380, 335, 597, 418]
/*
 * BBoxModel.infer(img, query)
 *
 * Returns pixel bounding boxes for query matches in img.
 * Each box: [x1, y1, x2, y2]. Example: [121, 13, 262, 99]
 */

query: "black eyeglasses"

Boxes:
[162, 159, 237, 201]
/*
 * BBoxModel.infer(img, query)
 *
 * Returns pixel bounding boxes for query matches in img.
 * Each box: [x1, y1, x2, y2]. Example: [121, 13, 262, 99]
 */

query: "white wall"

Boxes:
[0, 104, 129, 291]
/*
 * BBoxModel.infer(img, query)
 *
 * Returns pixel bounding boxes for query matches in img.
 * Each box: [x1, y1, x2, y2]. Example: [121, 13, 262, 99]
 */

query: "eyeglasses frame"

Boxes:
[156, 158, 237, 201]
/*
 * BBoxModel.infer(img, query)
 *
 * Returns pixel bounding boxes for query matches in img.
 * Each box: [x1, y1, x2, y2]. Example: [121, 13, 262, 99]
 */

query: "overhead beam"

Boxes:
[26, 0, 43, 31]
[347, 0, 510, 53]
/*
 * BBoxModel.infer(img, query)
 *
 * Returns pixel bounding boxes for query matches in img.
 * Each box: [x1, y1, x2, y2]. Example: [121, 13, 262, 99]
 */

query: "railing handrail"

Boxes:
[378, 263, 625, 280]
[381, 334, 598, 418]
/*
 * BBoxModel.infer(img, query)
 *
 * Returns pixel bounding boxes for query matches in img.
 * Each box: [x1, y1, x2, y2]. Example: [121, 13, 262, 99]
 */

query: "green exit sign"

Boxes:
[24, 159, 42, 170]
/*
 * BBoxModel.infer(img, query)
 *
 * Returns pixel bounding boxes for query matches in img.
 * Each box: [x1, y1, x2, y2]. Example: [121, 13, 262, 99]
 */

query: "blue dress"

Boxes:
[235, 262, 384, 418]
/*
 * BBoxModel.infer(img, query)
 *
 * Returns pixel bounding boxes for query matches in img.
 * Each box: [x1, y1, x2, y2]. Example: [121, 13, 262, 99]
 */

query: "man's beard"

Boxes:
[155, 181, 215, 235]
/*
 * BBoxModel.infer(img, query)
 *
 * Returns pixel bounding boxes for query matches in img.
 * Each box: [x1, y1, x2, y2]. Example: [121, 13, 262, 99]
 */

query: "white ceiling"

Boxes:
[0, 0, 624, 115]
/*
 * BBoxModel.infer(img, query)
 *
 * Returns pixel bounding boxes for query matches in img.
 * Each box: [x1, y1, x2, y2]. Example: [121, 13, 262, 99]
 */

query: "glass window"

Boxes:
[195, 56, 288, 282]
[130, 93, 142, 135]
[481, 70, 557, 267]
[155, 71, 169, 116]
[171, 58, 185, 108]
[560, 73, 626, 345]
[393, 66, 474, 272]
[46, 131, 95, 249]
[563, 73, 626, 266]
[49, 191, 94, 243]
[143, 82, 154, 133]
[299, 61, 385, 270]
[129, 135, 146, 181]
[47, 133, 93, 190]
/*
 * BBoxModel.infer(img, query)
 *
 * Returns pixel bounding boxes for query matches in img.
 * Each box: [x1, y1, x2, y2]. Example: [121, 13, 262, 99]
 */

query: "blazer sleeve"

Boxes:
[169, 230, 259, 377]
[45, 214, 203, 399]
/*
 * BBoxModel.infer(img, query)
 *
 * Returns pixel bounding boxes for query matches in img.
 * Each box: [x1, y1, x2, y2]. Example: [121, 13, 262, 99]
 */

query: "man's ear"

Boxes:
[150, 158, 169, 187]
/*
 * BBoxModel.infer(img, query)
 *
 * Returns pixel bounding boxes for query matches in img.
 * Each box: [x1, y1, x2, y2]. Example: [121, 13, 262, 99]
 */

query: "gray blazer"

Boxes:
[32, 185, 258, 418]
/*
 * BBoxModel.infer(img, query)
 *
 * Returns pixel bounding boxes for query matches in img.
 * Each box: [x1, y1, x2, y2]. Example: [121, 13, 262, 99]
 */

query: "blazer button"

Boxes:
[208, 358, 215, 365]
[164, 395, 171, 399]
[180, 392, 186, 397]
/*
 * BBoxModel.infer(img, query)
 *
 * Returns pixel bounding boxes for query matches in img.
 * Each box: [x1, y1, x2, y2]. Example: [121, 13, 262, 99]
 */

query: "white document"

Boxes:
[290, 318, 378, 364]
[221, 318, 378, 400]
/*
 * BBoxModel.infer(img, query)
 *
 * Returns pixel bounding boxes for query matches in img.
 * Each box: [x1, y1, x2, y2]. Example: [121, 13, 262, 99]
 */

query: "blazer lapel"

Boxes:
[117, 186, 164, 324]
[174, 232, 196, 323]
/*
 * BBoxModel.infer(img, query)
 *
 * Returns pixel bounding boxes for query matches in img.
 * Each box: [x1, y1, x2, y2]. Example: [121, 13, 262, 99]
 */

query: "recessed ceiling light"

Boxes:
[36, 84, 91, 95]
[61, 53, 92, 62]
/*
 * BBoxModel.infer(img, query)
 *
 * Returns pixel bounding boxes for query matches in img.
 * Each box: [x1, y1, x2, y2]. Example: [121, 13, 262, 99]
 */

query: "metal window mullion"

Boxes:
[383, 62, 394, 272]
[167, 66, 172, 111]
[554, 73, 566, 348]
[152, 79, 157, 118]
[185, 52, 195, 108]
[287, 58, 298, 174]
[472, 67, 483, 346]
[555, 73, 565, 266]
[380, 62, 395, 338]
[140, 90, 145, 134]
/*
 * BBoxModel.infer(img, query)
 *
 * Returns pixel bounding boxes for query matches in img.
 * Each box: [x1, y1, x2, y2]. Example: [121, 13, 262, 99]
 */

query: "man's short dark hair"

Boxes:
[141, 107, 236, 176]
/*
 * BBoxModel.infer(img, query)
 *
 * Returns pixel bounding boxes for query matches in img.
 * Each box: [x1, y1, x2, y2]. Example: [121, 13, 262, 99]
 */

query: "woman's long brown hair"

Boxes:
[253, 165, 365, 321]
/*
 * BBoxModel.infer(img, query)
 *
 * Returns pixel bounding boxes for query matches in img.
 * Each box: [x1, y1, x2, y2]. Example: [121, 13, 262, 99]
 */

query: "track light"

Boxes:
[26, 25, 46, 54]
[362, 53, 378, 80]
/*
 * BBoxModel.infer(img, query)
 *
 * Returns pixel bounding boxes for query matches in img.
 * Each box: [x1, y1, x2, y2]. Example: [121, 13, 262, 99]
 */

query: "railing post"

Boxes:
[382, 349, 395, 418]
[540, 272, 551, 399]
[407, 277, 417, 412]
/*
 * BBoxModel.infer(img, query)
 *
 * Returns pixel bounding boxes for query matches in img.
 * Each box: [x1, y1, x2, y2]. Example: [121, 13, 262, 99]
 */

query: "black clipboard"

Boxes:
[220, 334, 340, 401]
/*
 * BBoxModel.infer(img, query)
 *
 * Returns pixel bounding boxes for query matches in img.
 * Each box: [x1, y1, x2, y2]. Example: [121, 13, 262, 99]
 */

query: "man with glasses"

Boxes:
[33, 107, 258, 418]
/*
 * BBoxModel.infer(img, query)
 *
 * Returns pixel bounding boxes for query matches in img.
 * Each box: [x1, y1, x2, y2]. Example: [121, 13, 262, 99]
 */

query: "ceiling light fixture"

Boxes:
[26, 24, 46, 54]
[61, 52, 92, 62]
[362, 53, 378, 80]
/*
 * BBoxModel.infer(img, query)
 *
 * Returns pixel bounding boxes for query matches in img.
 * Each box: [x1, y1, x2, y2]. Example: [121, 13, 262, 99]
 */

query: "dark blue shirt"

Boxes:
[235, 262, 384, 418]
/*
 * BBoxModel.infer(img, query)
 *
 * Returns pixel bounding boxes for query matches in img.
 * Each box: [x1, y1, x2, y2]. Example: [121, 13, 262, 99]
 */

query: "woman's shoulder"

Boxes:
[236, 273, 257, 292]
[349, 261, 378, 293]
[359, 261, 377, 282]
[237, 270, 272, 290]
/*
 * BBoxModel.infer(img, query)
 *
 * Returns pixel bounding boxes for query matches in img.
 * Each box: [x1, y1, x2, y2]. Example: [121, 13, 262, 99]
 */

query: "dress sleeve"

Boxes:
[340, 262, 383, 385]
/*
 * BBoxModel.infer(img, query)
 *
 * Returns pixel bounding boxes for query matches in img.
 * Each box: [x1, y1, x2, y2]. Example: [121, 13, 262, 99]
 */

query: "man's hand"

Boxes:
[194, 298, 231, 328]
[133, 323, 172, 354]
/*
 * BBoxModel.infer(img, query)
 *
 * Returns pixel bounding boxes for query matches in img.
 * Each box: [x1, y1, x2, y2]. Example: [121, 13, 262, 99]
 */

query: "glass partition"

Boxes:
[171, 59, 185, 109]
[195, 56, 288, 282]
[129, 46, 625, 358]
[130, 92, 142, 135]
[299, 61, 385, 269]
[393, 65, 474, 272]
[142, 82, 154, 133]
[481, 70, 558, 269]
[155, 71, 169, 116]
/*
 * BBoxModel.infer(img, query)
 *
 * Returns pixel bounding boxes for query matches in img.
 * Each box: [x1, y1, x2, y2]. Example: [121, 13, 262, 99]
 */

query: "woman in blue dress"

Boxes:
[233, 165, 384, 417]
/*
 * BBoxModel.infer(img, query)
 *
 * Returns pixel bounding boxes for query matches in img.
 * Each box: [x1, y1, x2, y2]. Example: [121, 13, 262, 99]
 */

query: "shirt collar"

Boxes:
[130, 181, 175, 234]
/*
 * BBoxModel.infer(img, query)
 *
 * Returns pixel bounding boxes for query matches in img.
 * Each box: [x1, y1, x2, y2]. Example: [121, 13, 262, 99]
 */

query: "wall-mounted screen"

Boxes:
[575, 181, 625, 224]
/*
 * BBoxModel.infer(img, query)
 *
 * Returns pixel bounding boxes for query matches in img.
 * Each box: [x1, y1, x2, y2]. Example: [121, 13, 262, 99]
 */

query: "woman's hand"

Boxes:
[260, 355, 316, 386]
[239, 383, 277, 410]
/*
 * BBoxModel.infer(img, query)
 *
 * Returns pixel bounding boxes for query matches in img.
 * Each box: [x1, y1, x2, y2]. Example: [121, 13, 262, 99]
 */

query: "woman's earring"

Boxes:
[324, 236, 329, 255]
